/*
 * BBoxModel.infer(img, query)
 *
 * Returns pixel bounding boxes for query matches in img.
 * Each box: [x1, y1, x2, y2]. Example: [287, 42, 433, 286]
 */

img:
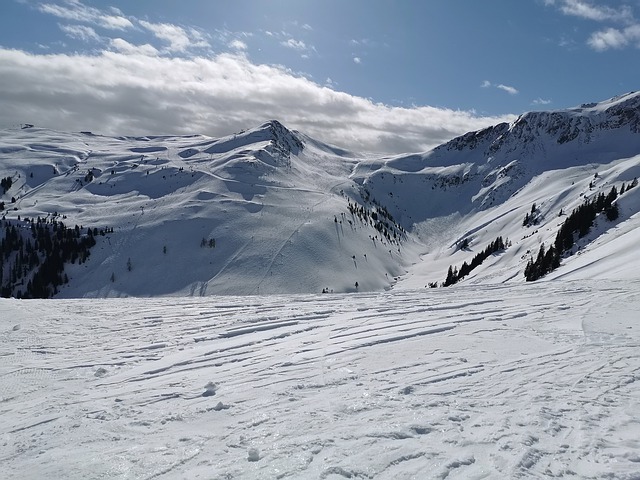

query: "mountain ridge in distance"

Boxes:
[1, 92, 639, 297]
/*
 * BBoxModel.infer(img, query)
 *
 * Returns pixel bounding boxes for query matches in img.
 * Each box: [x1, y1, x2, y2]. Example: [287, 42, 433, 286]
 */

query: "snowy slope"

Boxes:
[0, 122, 415, 297]
[1, 92, 640, 297]
[2, 281, 640, 479]
[353, 92, 640, 289]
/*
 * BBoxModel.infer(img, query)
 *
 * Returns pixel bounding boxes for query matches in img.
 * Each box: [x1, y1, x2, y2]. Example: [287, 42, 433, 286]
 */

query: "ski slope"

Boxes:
[2, 281, 640, 479]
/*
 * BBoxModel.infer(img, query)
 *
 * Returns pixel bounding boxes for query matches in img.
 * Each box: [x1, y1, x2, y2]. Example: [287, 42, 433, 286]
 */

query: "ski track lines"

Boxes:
[1, 283, 640, 479]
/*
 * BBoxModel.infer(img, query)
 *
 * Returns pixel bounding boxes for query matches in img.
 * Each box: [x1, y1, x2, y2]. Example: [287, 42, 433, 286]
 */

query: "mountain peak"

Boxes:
[200, 119, 303, 161]
[256, 119, 304, 155]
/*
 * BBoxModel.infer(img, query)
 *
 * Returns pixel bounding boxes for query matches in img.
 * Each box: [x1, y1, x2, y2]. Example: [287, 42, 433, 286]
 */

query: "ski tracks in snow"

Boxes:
[1, 281, 640, 479]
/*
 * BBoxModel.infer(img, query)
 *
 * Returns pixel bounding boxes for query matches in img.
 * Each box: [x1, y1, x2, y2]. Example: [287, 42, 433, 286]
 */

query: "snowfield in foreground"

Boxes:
[2, 281, 640, 479]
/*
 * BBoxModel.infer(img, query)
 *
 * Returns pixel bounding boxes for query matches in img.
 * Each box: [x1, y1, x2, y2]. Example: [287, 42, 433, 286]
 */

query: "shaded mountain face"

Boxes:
[354, 91, 640, 225]
[1, 92, 639, 297]
[445, 91, 640, 154]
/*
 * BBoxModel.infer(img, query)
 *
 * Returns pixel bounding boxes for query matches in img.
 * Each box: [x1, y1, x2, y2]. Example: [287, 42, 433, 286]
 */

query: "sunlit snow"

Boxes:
[3, 282, 640, 479]
[2, 93, 640, 478]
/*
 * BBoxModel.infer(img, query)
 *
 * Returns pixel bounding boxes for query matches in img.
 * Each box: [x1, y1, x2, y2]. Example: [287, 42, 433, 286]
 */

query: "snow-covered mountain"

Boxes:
[3, 94, 640, 480]
[0, 120, 412, 297]
[1, 92, 639, 297]
[353, 91, 640, 288]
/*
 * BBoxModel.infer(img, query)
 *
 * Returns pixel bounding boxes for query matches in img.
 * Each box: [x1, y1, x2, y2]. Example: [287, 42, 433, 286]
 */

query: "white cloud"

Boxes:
[625, 24, 640, 45]
[588, 24, 640, 50]
[496, 84, 519, 95]
[228, 39, 248, 51]
[279, 37, 316, 57]
[38, 1, 133, 30]
[482, 81, 519, 95]
[350, 38, 376, 47]
[556, 0, 633, 23]
[0, 48, 515, 154]
[110, 38, 159, 56]
[59, 24, 100, 42]
[532, 97, 552, 105]
[213, 29, 253, 50]
[588, 27, 628, 49]
[139, 20, 209, 53]
[99, 14, 133, 31]
[264, 30, 314, 56]
[325, 77, 338, 89]
[281, 38, 307, 51]
[353, 56, 362, 64]
[545, 0, 640, 51]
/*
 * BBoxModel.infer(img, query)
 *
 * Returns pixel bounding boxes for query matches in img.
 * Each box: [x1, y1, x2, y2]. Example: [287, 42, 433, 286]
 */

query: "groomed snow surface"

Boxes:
[2, 280, 640, 479]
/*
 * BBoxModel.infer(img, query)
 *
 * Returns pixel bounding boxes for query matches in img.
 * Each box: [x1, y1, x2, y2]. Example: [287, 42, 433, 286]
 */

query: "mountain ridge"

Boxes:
[1, 92, 639, 297]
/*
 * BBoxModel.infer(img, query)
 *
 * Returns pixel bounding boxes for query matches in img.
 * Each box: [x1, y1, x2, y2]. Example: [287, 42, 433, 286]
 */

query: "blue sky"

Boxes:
[0, 0, 638, 153]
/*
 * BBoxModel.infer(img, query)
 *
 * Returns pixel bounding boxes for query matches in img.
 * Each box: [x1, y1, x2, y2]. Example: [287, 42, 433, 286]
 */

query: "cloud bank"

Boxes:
[0, 0, 521, 154]
[0, 48, 514, 154]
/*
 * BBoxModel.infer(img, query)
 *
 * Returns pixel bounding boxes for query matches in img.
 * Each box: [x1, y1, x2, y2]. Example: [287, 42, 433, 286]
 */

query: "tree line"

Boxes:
[1, 176, 12, 194]
[442, 236, 507, 287]
[524, 183, 628, 281]
[0, 217, 108, 298]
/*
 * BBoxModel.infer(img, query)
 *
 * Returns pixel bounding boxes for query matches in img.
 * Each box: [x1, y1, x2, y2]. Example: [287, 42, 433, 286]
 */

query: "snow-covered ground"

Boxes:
[2, 280, 640, 479]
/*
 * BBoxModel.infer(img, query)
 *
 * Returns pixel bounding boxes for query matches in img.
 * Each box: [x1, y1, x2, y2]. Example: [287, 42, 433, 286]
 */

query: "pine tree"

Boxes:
[444, 265, 456, 287]
[605, 203, 619, 221]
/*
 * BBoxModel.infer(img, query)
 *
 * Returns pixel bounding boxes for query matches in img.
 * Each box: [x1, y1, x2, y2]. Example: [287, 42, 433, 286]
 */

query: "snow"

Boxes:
[2, 93, 640, 296]
[2, 281, 640, 478]
[2, 93, 640, 477]
[0, 123, 415, 296]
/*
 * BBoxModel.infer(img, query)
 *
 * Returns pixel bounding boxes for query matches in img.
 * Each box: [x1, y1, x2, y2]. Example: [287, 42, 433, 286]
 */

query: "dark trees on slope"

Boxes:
[442, 236, 506, 287]
[0, 217, 104, 298]
[525, 185, 620, 281]
[1, 177, 12, 194]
